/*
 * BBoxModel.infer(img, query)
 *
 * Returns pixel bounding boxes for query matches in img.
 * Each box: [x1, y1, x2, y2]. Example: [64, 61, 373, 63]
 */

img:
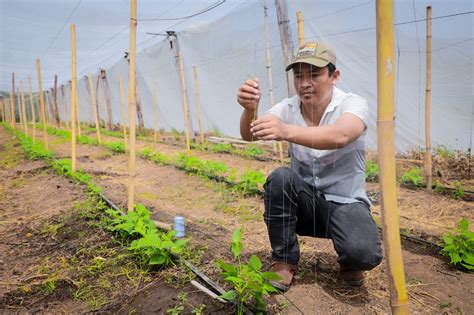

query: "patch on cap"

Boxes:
[297, 43, 318, 59]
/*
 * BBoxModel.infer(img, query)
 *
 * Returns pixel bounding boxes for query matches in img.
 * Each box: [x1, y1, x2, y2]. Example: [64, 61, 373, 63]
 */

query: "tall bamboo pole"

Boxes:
[11, 73, 16, 128]
[264, 0, 284, 161]
[95, 75, 102, 127]
[5, 97, 9, 124]
[20, 81, 28, 135]
[376, 0, 409, 313]
[296, 11, 304, 46]
[36, 59, 48, 149]
[53, 75, 60, 127]
[127, 0, 137, 212]
[177, 49, 191, 150]
[101, 70, 114, 130]
[70, 24, 78, 172]
[61, 85, 69, 130]
[119, 75, 128, 150]
[153, 80, 158, 143]
[192, 66, 204, 144]
[28, 77, 36, 142]
[88, 75, 101, 144]
[275, 0, 295, 97]
[425, 5, 432, 191]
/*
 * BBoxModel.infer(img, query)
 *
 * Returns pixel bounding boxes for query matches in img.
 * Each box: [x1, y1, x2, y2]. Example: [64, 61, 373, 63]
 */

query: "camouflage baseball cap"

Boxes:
[285, 42, 336, 71]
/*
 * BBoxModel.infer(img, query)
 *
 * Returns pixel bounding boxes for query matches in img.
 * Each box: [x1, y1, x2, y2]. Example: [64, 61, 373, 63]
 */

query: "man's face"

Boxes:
[293, 63, 339, 107]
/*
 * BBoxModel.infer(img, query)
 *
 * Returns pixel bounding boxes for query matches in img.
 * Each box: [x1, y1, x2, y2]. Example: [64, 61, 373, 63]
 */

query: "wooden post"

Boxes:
[28, 77, 36, 142]
[6, 97, 10, 124]
[275, 0, 296, 97]
[101, 69, 114, 130]
[53, 75, 60, 127]
[376, 0, 409, 313]
[296, 11, 304, 46]
[153, 80, 158, 143]
[20, 81, 28, 135]
[88, 75, 102, 144]
[128, 0, 137, 212]
[70, 24, 78, 172]
[61, 85, 69, 130]
[11, 73, 16, 128]
[119, 75, 128, 150]
[192, 66, 204, 144]
[425, 5, 432, 191]
[36, 59, 49, 149]
[264, 0, 284, 161]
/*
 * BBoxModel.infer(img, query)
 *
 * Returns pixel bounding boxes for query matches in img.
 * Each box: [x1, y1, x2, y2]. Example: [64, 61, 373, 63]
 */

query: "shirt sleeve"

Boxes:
[266, 97, 292, 123]
[340, 94, 369, 128]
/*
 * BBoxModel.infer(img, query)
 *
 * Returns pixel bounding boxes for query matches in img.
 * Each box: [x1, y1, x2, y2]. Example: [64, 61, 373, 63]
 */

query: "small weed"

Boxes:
[243, 144, 265, 158]
[105, 141, 125, 154]
[191, 304, 206, 315]
[439, 301, 451, 308]
[401, 167, 424, 187]
[236, 170, 265, 194]
[441, 218, 474, 270]
[453, 181, 465, 199]
[216, 228, 280, 314]
[365, 160, 379, 182]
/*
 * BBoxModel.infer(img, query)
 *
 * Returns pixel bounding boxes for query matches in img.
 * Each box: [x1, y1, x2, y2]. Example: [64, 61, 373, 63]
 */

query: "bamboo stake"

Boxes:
[0, 99, 4, 123]
[61, 85, 69, 130]
[53, 75, 60, 127]
[192, 66, 204, 144]
[17, 89, 23, 129]
[264, 0, 284, 161]
[296, 11, 304, 46]
[101, 70, 114, 130]
[127, 0, 137, 212]
[177, 49, 191, 150]
[70, 24, 78, 172]
[153, 80, 158, 143]
[6, 97, 10, 124]
[45, 91, 52, 126]
[275, 0, 295, 97]
[376, 0, 409, 313]
[425, 5, 433, 191]
[36, 59, 48, 149]
[119, 75, 128, 150]
[95, 75, 102, 127]
[28, 77, 36, 142]
[11, 73, 16, 128]
[88, 75, 101, 144]
[20, 81, 28, 135]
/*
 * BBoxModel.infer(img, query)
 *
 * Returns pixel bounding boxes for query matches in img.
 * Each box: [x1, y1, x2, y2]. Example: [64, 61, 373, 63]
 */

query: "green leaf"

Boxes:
[150, 253, 167, 265]
[225, 276, 244, 285]
[232, 228, 242, 243]
[262, 271, 282, 281]
[459, 218, 469, 231]
[248, 255, 262, 271]
[231, 242, 243, 259]
[220, 290, 236, 301]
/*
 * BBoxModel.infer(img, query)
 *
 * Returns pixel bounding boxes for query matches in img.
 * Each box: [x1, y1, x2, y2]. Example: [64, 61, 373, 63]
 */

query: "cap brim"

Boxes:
[285, 59, 330, 71]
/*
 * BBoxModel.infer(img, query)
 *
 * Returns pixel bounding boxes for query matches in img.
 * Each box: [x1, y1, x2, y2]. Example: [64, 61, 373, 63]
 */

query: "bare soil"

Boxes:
[1, 127, 473, 314]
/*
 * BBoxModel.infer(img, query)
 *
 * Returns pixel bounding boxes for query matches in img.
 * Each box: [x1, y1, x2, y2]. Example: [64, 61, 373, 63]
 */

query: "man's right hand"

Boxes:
[237, 78, 260, 111]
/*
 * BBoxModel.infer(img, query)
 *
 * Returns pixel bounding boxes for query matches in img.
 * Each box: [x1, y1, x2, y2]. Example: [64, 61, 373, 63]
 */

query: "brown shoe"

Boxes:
[268, 261, 298, 292]
[340, 267, 365, 287]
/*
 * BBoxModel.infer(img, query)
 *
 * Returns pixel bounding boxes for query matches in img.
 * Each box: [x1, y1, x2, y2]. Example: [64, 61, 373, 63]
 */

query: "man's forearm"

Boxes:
[285, 124, 350, 150]
[240, 109, 256, 141]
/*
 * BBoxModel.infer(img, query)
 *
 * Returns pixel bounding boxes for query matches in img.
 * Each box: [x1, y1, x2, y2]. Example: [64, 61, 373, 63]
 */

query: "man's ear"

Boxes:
[331, 69, 340, 85]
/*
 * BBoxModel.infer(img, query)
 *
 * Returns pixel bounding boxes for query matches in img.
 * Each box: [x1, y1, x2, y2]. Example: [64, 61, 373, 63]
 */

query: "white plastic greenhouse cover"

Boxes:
[55, 0, 473, 153]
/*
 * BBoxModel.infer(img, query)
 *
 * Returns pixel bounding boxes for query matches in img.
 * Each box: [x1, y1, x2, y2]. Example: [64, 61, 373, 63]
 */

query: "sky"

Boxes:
[0, 0, 472, 92]
[0, 0, 248, 91]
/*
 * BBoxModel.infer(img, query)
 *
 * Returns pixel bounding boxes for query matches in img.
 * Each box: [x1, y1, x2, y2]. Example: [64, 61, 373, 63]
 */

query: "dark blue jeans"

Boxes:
[263, 167, 383, 270]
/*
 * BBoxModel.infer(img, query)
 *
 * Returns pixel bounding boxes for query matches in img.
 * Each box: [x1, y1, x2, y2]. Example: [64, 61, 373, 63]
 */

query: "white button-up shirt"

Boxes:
[267, 87, 370, 206]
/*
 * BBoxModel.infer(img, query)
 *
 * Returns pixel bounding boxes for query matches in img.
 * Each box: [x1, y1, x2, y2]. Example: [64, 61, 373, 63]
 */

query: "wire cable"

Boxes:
[41, 0, 82, 58]
[138, 0, 226, 21]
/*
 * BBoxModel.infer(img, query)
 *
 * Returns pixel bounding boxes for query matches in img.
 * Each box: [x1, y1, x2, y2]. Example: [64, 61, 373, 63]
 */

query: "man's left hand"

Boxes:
[250, 114, 288, 141]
